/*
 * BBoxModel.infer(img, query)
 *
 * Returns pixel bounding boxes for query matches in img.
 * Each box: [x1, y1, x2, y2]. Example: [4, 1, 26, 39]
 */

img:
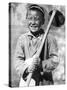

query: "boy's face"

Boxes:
[27, 10, 43, 33]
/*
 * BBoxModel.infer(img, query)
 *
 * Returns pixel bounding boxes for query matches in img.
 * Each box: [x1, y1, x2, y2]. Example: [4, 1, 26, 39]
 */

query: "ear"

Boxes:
[41, 18, 45, 25]
[26, 12, 28, 19]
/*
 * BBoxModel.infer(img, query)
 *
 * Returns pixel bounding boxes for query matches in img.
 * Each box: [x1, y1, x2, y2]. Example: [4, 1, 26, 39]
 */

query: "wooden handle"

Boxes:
[26, 9, 56, 86]
[26, 73, 32, 86]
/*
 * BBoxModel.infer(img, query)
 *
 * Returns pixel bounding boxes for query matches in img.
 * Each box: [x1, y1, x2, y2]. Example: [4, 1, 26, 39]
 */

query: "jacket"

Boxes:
[14, 30, 59, 86]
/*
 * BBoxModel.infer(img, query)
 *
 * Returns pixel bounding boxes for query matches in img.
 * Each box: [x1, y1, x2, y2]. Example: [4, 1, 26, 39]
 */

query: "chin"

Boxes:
[29, 27, 39, 32]
[31, 29, 38, 32]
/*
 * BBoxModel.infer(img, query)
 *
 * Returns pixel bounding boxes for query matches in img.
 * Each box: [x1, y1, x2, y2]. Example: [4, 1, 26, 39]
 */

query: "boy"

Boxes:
[14, 4, 59, 86]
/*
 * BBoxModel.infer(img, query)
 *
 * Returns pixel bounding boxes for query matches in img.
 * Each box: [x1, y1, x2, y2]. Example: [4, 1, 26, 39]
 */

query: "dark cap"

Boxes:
[28, 4, 45, 16]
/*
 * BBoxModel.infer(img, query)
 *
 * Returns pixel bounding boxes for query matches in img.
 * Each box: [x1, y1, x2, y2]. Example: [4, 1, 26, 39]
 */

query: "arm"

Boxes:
[42, 35, 59, 72]
[14, 35, 39, 79]
[14, 36, 29, 78]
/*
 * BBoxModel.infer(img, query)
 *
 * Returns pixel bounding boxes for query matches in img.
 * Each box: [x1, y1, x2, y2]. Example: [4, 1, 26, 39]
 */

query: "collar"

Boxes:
[27, 31, 44, 40]
[27, 29, 44, 39]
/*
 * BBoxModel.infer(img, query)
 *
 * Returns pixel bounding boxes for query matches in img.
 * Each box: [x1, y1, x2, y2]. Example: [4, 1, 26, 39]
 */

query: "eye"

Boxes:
[27, 15, 40, 21]
[34, 16, 40, 21]
[27, 16, 32, 20]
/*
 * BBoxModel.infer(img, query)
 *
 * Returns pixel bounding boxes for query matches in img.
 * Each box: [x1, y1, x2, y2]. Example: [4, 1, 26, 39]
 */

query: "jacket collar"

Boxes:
[27, 29, 44, 39]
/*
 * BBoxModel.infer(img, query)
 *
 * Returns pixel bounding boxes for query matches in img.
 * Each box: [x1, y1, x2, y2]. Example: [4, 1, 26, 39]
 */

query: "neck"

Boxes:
[30, 29, 44, 37]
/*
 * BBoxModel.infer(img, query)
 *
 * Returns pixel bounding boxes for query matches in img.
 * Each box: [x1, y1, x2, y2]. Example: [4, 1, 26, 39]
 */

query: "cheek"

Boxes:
[35, 21, 41, 25]
[28, 20, 31, 25]
[27, 20, 41, 26]
[37, 21, 42, 26]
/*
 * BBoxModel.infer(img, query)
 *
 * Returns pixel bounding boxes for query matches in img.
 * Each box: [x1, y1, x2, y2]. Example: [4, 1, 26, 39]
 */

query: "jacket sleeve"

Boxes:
[14, 36, 28, 77]
[42, 35, 59, 72]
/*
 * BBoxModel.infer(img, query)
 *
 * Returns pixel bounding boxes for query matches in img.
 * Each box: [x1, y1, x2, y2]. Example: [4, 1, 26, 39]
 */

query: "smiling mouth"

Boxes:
[30, 25, 38, 28]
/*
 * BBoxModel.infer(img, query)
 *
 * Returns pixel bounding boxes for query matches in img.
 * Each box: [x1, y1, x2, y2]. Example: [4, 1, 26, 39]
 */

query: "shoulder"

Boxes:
[18, 32, 29, 41]
[47, 33, 56, 41]
[47, 33, 54, 40]
[17, 32, 29, 45]
[47, 33, 57, 45]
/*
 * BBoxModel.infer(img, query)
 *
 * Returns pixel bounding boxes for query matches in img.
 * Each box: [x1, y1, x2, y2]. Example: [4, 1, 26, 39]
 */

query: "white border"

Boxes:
[0, 0, 67, 90]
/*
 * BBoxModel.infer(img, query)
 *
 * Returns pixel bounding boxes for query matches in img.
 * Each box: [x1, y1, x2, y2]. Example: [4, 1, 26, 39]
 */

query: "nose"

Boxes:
[31, 20, 35, 25]
[31, 18, 36, 24]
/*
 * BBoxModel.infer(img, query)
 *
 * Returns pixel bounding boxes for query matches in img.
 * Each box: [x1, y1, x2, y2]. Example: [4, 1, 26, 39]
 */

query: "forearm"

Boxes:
[42, 34, 59, 72]
[14, 36, 29, 77]
[42, 56, 59, 72]
[15, 59, 28, 77]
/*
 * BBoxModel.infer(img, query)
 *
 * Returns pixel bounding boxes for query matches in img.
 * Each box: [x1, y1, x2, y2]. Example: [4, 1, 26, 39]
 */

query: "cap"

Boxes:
[28, 4, 45, 16]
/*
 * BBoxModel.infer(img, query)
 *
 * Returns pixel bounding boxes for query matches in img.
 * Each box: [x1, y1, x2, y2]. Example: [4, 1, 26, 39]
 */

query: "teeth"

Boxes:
[31, 26, 37, 27]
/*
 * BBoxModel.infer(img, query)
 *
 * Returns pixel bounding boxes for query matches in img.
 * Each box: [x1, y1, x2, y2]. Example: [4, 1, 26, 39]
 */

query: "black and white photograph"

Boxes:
[9, 2, 65, 87]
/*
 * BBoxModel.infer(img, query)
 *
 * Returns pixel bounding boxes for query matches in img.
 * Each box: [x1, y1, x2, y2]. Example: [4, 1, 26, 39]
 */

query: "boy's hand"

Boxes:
[28, 57, 40, 73]
[25, 56, 40, 73]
